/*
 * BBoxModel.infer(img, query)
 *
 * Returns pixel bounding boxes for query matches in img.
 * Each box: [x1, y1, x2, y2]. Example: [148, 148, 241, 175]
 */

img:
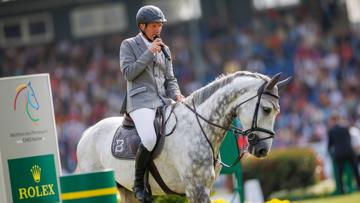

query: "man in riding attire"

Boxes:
[119, 5, 184, 202]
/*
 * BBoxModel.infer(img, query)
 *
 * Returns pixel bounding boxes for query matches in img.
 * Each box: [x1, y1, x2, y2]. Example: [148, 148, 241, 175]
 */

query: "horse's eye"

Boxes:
[263, 107, 272, 114]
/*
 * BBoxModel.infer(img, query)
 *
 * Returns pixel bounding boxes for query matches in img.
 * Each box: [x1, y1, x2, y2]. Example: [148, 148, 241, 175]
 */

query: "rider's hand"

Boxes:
[149, 38, 165, 54]
[175, 94, 185, 102]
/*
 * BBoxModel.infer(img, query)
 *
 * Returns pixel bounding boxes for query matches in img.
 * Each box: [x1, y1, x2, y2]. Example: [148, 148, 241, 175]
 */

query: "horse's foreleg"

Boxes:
[183, 178, 211, 203]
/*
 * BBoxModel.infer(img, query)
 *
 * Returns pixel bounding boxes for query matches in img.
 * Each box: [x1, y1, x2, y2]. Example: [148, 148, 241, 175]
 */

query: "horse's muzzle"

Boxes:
[248, 134, 269, 157]
[255, 146, 268, 157]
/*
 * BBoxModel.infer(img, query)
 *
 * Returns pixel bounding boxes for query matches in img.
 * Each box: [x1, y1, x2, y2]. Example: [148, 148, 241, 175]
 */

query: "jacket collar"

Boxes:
[135, 33, 148, 53]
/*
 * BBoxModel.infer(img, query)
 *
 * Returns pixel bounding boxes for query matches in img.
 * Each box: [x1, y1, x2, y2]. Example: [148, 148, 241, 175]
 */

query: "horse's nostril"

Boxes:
[258, 148, 268, 157]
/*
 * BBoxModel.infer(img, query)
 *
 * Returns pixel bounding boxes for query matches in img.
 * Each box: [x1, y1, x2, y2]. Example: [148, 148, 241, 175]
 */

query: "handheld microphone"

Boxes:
[154, 36, 171, 61]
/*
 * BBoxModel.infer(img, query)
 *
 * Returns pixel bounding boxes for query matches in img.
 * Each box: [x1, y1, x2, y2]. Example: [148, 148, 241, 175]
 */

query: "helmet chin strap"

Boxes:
[139, 26, 154, 42]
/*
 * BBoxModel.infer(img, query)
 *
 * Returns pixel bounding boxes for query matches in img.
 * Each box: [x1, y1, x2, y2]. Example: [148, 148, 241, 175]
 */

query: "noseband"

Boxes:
[183, 81, 279, 167]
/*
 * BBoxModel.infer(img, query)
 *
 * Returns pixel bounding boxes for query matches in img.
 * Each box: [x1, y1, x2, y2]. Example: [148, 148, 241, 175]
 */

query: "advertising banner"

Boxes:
[0, 74, 61, 203]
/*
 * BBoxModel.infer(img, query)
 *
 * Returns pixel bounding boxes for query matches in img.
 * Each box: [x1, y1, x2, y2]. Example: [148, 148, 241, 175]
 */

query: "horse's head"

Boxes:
[237, 73, 290, 158]
[26, 81, 40, 110]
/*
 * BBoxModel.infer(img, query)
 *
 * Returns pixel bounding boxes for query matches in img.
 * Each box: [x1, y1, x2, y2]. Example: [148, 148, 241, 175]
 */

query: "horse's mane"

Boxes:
[186, 71, 269, 104]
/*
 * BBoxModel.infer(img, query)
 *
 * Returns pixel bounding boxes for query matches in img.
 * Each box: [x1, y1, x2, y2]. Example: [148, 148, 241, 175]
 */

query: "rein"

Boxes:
[183, 82, 279, 168]
[160, 103, 178, 137]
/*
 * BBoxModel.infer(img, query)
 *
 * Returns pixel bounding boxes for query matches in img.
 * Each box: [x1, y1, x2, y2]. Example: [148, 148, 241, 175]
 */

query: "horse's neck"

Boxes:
[188, 78, 260, 155]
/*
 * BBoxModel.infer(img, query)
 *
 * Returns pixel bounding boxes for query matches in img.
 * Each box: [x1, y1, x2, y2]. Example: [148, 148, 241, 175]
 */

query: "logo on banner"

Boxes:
[8, 155, 59, 203]
[31, 165, 41, 183]
[13, 81, 40, 125]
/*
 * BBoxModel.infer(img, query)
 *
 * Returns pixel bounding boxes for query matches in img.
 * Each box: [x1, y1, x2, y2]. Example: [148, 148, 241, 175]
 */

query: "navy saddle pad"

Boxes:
[111, 109, 165, 160]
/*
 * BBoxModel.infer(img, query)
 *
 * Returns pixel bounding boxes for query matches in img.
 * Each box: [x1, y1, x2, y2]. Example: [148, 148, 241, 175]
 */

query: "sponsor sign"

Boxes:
[0, 74, 61, 203]
[8, 155, 59, 203]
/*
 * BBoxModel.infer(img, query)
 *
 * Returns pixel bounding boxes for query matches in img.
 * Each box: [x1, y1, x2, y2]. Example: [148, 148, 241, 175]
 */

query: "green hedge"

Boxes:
[269, 179, 334, 200]
[154, 195, 187, 203]
[242, 148, 317, 198]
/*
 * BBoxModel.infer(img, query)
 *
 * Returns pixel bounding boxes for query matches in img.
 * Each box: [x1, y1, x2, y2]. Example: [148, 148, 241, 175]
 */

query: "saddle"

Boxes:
[111, 108, 165, 160]
[111, 105, 183, 196]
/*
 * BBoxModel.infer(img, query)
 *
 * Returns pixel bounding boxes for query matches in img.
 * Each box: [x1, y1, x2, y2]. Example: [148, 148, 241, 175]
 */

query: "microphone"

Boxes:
[154, 36, 171, 61]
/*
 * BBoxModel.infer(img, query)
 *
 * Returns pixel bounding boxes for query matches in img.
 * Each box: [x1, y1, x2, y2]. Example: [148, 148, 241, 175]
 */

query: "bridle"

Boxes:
[183, 81, 279, 168]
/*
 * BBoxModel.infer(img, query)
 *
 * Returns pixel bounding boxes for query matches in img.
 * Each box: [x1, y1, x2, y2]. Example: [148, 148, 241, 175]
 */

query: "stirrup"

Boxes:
[143, 194, 153, 203]
[134, 187, 152, 202]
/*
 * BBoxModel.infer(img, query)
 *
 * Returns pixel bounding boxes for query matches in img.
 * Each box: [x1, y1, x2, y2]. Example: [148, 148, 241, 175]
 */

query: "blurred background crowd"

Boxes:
[1, 0, 360, 181]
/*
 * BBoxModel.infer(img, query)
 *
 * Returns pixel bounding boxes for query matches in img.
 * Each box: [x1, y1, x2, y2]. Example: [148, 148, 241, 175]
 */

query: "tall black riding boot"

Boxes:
[133, 144, 152, 202]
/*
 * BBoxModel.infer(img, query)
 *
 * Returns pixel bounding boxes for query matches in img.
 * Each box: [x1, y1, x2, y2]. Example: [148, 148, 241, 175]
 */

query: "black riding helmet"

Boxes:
[136, 5, 167, 27]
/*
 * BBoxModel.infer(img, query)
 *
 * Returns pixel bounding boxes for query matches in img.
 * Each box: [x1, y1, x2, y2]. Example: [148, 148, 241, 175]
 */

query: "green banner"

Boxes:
[60, 170, 117, 203]
[8, 154, 59, 203]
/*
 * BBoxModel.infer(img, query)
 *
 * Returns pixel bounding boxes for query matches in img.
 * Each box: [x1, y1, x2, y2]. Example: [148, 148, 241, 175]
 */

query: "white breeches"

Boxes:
[129, 108, 157, 151]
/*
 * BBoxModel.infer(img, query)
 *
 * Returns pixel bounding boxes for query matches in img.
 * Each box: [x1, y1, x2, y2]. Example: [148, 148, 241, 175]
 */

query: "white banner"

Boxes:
[0, 74, 61, 203]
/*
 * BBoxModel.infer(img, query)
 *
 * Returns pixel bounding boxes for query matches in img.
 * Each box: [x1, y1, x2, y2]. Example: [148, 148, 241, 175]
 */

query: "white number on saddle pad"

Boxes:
[115, 139, 125, 152]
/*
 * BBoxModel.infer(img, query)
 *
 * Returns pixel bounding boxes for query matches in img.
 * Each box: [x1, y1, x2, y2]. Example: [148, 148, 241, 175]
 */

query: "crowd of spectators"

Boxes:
[1, 5, 360, 173]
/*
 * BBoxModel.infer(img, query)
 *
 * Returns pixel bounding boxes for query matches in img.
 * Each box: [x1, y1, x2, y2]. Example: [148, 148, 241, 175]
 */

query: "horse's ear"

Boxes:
[266, 73, 281, 91]
[277, 76, 292, 93]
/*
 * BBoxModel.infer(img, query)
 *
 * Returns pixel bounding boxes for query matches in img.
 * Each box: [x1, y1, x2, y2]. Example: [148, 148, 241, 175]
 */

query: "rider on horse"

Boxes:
[119, 5, 184, 202]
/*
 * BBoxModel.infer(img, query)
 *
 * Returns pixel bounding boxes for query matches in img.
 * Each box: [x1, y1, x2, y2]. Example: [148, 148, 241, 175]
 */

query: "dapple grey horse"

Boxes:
[76, 71, 290, 203]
